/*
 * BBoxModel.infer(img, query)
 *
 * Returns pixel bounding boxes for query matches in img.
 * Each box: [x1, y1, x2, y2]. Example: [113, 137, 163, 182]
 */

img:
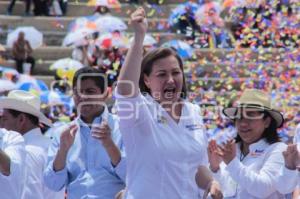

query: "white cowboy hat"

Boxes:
[0, 90, 52, 126]
[223, 89, 284, 128]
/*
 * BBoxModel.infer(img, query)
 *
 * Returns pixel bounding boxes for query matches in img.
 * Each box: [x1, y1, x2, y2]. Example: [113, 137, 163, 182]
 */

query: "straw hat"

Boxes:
[0, 90, 52, 126]
[223, 89, 284, 128]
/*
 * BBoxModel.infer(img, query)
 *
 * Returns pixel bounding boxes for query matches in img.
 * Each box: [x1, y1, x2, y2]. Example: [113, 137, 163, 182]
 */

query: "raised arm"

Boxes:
[117, 7, 148, 97]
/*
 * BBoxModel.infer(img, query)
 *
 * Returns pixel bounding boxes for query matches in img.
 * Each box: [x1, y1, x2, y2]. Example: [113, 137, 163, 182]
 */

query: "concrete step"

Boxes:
[2, 46, 299, 62]
[1, 47, 74, 61]
[0, 1, 176, 18]
[2, 57, 297, 76]
[0, 15, 169, 33]
[1, 59, 56, 76]
[0, 0, 187, 4]
[1, 30, 182, 47]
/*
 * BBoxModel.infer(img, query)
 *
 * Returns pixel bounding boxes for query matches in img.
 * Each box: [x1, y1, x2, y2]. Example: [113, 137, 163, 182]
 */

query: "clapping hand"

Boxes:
[91, 120, 114, 149]
[282, 144, 300, 170]
[217, 139, 236, 165]
[60, 123, 78, 152]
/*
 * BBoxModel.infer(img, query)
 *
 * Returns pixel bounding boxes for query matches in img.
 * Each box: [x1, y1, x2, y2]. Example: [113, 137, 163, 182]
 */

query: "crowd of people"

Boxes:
[0, 6, 300, 199]
[169, 0, 300, 49]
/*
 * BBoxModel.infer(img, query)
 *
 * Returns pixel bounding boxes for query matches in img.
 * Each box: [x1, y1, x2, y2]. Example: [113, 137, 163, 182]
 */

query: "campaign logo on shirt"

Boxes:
[185, 124, 203, 131]
[249, 149, 265, 157]
[157, 115, 167, 124]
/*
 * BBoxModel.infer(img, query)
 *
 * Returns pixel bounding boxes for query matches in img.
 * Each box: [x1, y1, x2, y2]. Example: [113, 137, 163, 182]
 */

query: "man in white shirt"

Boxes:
[0, 128, 26, 199]
[0, 90, 64, 199]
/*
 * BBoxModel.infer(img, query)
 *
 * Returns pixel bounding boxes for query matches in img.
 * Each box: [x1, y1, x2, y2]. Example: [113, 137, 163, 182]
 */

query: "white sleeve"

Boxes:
[211, 162, 238, 198]
[1, 130, 26, 198]
[115, 90, 151, 129]
[225, 144, 286, 198]
[22, 146, 45, 199]
[275, 165, 299, 194]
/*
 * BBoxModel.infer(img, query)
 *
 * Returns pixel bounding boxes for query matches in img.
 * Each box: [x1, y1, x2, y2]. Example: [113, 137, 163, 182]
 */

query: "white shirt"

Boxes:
[0, 128, 26, 199]
[213, 139, 287, 199]
[275, 165, 299, 194]
[22, 128, 64, 199]
[116, 92, 208, 199]
[288, 123, 300, 192]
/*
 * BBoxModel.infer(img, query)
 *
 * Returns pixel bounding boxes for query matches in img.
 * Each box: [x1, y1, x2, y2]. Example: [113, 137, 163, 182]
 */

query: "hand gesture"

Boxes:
[208, 140, 222, 172]
[130, 7, 148, 37]
[60, 123, 78, 152]
[282, 144, 300, 170]
[218, 139, 236, 165]
[91, 120, 114, 148]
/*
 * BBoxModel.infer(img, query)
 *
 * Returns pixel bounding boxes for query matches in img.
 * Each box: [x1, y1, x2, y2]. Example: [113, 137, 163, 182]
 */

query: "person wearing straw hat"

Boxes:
[43, 67, 126, 199]
[0, 90, 64, 199]
[207, 88, 290, 199]
[0, 128, 26, 199]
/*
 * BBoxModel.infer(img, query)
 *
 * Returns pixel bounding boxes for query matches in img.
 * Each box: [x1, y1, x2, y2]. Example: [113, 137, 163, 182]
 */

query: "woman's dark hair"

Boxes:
[139, 47, 187, 99]
[72, 67, 106, 93]
[235, 111, 280, 144]
[8, 109, 39, 126]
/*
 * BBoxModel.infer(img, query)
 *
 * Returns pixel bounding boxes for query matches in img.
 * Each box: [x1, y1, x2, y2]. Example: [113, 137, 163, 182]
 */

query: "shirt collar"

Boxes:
[77, 106, 109, 128]
[23, 128, 42, 141]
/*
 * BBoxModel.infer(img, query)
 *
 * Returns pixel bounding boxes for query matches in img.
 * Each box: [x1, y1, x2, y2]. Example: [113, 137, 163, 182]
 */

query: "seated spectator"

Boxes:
[7, 0, 31, 16]
[12, 32, 35, 74]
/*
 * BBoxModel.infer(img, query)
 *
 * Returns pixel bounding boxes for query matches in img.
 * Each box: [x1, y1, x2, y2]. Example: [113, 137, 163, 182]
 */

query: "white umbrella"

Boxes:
[62, 28, 96, 47]
[50, 58, 84, 71]
[94, 16, 127, 33]
[6, 26, 43, 49]
[0, 79, 17, 92]
[130, 34, 157, 47]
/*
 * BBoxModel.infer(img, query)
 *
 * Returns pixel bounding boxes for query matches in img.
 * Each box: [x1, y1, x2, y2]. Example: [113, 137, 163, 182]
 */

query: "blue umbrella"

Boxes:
[40, 90, 74, 117]
[161, 40, 194, 59]
[17, 76, 49, 93]
[168, 1, 199, 26]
